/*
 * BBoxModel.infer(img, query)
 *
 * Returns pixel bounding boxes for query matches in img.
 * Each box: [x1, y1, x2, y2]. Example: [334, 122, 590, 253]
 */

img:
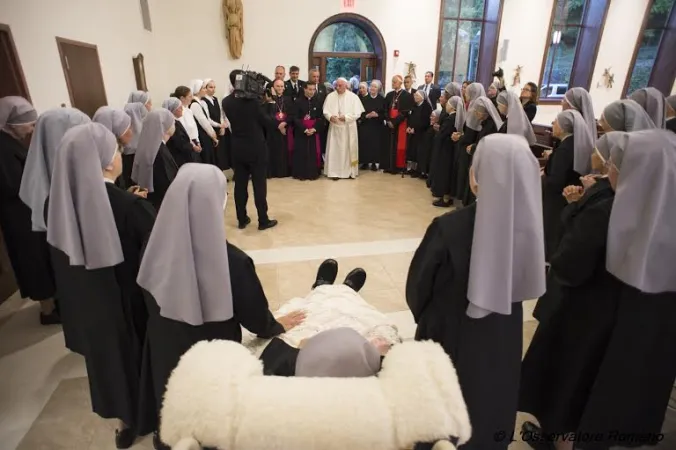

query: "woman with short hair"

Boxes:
[520, 82, 539, 122]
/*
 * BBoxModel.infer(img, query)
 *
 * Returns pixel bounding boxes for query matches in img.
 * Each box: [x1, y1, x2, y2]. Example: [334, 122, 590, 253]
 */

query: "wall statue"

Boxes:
[223, 0, 243, 59]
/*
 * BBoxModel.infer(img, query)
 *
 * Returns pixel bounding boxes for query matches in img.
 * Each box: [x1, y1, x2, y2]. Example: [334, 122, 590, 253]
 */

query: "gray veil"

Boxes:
[595, 131, 629, 162]
[123, 103, 148, 155]
[128, 90, 151, 105]
[46, 123, 123, 269]
[448, 96, 466, 131]
[444, 82, 462, 98]
[93, 106, 132, 138]
[606, 129, 676, 293]
[137, 163, 234, 325]
[467, 134, 545, 318]
[296, 328, 381, 377]
[0, 96, 37, 129]
[471, 96, 504, 131]
[602, 99, 656, 131]
[497, 91, 536, 145]
[564, 87, 597, 140]
[629, 87, 667, 128]
[131, 109, 175, 192]
[557, 109, 594, 174]
[19, 108, 91, 231]
[465, 83, 487, 131]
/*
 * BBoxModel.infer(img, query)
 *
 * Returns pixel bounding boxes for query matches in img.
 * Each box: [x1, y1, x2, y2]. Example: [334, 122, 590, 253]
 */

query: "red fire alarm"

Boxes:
[394, 50, 400, 57]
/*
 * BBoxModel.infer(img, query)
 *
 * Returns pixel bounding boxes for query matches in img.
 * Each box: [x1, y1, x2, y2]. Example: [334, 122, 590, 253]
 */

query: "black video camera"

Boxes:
[492, 67, 504, 79]
[233, 69, 273, 100]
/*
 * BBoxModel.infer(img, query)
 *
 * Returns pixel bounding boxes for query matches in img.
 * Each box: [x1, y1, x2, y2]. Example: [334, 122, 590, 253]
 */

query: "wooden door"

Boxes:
[360, 58, 377, 83]
[0, 24, 29, 303]
[56, 37, 107, 117]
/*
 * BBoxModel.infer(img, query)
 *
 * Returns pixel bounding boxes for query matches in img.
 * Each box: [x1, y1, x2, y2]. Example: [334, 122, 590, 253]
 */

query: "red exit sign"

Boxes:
[341, 0, 356, 11]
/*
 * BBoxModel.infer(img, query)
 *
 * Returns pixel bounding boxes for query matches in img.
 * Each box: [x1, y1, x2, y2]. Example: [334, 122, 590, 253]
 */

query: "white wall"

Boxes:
[1, 0, 158, 112]
[150, 0, 442, 99]
[2, 0, 667, 118]
[497, 0, 651, 125]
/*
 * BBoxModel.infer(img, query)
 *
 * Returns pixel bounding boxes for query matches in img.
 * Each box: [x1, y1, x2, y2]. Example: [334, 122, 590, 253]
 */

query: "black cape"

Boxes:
[358, 95, 387, 165]
[406, 101, 433, 163]
[49, 182, 156, 432]
[407, 204, 522, 450]
[138, 242, 285, 434]
[429, 113, 456, 198]
[542, 136, 581, 260]
[293, 95, 325, 180]
[0, 131, 56, 301]
[145, 143, 178, 211]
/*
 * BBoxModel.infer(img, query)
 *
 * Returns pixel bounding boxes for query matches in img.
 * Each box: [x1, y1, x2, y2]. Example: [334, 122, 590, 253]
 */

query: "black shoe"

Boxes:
[410, 170, 420, 178]
[343, 268, 367, 292]
[432, 199, 452, 208]
[40, 310, 61, 325]
[312, 259, 338, 289]
[521, 421, 554, 450]
[370, 164, 377, 171]
[258, 219, 278, 231]
[153, 431, 170, 450]
[115, 428, 135, 449]
[238, 216, 251, 229]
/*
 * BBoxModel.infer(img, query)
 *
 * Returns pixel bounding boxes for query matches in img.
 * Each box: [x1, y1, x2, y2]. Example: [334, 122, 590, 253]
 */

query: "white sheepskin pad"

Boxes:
[160, 340, 471, 450]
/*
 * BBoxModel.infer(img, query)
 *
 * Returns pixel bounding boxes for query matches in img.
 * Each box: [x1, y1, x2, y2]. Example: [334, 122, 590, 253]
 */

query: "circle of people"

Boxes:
[0, 72, 675, 450]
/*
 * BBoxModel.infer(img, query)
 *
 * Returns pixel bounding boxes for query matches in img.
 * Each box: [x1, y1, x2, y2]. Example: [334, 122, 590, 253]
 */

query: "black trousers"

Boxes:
[233, 160, 269, 225]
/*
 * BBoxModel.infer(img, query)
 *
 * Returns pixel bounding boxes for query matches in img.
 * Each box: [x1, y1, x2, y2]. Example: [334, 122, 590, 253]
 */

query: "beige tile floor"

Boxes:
[0, 172, 545, 449]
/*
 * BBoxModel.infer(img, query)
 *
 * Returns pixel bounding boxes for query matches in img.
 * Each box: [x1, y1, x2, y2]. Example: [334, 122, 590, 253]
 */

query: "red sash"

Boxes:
[390, 108, 407, 169]
[302, 118, 321, 168]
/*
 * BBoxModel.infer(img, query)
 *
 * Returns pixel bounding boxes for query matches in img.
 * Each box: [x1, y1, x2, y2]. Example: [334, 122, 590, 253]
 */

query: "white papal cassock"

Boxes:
[323, 90, 364, 179]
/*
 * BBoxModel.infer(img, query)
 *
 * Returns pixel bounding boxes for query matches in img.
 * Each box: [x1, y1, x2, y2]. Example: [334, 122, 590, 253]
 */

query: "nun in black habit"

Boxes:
[542, 109, 594, 260]
[430, 96, 464, 207]
[161, 98, 196, 167]
[131, 109, 179, 210]
[358, 80, 386, 171]
[452, 83, 484, 203]
[0, 97, 60, 324]
[460, 96, 504, 206]
[19, 107, 91, 331]
[123, 94, 151, 188]
[408, 134, 545, 450]
[495, 90, 536, 145]
[420, 109, 440, 182]
[134, 164, 306, 447]
[46, 123, 156, 448]
[521, 129, 676, 450]
[599, 99, 657, 133]
[405, 90, 433, 177]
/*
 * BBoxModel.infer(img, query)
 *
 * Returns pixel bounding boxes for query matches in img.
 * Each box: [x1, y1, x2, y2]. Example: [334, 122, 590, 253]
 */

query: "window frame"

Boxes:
[538, 0, 611, 105]
[433, 0, 504, 87]
[623, 0, 676, 97]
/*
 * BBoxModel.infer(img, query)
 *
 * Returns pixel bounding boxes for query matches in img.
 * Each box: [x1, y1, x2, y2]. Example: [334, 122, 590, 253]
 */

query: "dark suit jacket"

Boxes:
[284, 79, 306, 101]
[418, 84, 441, 107]
[222, 95, 270, 164]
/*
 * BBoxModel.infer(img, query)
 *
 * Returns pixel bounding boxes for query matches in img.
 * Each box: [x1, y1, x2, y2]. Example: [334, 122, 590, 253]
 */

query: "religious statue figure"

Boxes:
[223, 0, 243, 59]
[406, 62, 417, 82]
[512, 65, 522, 87]
[598, 67, 614, 89]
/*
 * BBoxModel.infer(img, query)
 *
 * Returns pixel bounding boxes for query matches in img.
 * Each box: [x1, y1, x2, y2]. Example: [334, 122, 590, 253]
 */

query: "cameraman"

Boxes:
[223, 70, 278, 231]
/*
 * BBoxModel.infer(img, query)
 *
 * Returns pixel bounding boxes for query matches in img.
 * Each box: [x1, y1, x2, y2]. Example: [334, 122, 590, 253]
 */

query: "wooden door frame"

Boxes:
[0, 23, 31, 102]
[55, 37, 108, 107]
[308, 13, 387, 84]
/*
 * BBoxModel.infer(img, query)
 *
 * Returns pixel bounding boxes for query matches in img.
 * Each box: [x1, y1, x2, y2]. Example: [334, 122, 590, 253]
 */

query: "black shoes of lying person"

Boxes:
[238, 216, 251, 229]
[344, 268, 367, 292]
[521, 421, 555, 450]
[312, 259, 339, 289]
[115, 427, 135, 449]
[258, 219, 278, 231]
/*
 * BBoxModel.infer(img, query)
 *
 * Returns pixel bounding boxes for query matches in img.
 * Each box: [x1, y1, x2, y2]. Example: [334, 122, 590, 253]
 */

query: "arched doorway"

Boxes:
[308, 14, 386, 87]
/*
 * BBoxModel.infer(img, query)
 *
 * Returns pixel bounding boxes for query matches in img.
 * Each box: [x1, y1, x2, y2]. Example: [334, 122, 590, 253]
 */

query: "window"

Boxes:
[313, 23, 374, 53]
[140, 0, 152, 32]
[539, 0, 610, 101]
[435, 0, 502, 87]
[624, 0, 676, 96]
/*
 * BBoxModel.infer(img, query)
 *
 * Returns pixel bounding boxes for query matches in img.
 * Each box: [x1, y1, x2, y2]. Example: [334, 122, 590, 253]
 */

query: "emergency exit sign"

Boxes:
[341, 0, 356, 12]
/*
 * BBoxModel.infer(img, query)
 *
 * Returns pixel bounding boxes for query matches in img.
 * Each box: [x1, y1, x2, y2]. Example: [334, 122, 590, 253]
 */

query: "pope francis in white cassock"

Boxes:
[323, 78, 365, 179]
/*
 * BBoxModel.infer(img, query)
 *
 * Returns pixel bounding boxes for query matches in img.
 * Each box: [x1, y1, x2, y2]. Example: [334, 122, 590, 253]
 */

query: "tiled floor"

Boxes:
[2, 171, 648, 450]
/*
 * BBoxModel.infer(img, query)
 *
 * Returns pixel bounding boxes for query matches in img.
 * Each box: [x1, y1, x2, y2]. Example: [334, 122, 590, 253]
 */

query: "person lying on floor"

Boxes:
[252, 259, 400, 376]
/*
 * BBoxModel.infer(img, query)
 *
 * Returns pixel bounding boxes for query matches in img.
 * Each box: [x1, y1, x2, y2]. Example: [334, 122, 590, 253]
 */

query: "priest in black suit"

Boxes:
[418, 71, 441, 108]
[309, 68, 328, 159]
[284, 65, 305, 102]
